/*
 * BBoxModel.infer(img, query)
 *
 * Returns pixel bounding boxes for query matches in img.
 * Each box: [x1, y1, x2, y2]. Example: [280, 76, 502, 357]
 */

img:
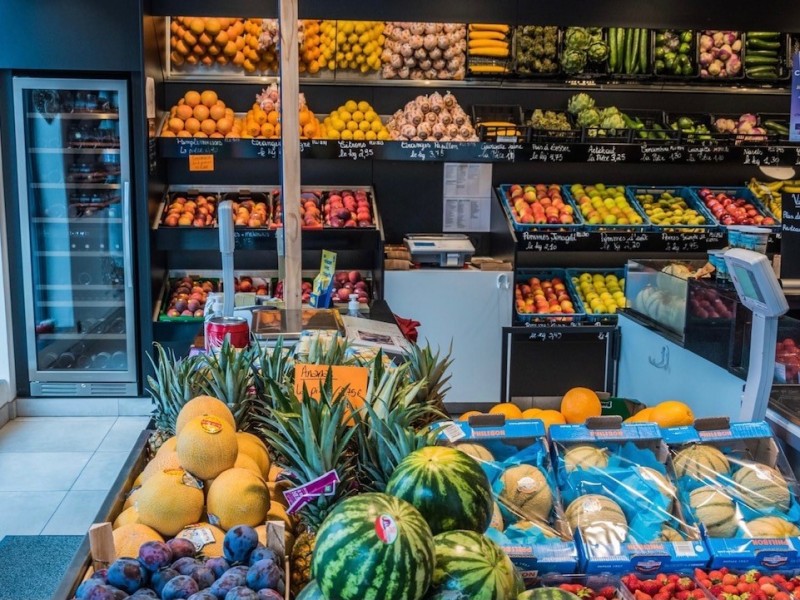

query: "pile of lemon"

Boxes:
[324, 100, 390, 141]
[572, 272, 626, 314]
[319, 21, 385, 73]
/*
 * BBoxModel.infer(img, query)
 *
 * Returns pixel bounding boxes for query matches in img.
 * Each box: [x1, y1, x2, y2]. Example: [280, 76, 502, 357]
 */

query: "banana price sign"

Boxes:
[294, 364, 369, 409]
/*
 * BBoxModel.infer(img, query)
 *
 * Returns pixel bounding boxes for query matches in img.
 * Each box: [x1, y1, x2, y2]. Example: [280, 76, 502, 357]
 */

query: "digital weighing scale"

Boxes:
[404, 234, 475, 268]
[724, 248, 789, 420]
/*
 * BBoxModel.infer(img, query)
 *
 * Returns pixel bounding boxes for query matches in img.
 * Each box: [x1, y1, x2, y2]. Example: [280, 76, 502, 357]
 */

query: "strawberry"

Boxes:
[635, 590, 653, 600]
[724, 586, 740, 594]
[761, 584, 779, 597]
[652, 592, 670, 600]
[695, 570, 710, 581]
[675, 590, 691, 600]
[576, 587, 595, 599]
[739, 583, 754, 594]
[662, 583, 677, 594]
[670, 575, 682, 584]
[642, 581, 662, 596]
[656, 575, 669, 587]
[710, 585, 724, 597]
[723, 575, 739, 586]
[743, 572, 762, 584]
[599, 586, 617, 599]
[710, 571, 725, 583]
[759, 578, 775, 586]
[775, 593, 790, 600]
[677, 578, 696, 592]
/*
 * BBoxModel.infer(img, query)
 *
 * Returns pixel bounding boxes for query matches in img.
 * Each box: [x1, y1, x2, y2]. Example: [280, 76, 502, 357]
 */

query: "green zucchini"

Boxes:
[746, 32, 781, 40]
[609, 28, 617, 70]
[764, 120, 790, 134]
[747, 39, 781, 50]
[639, 29, 648, 73]
[748, 72, 780, 79]
[746, 50, 779, 57]
[745, 56, 780, 65]
[625, 29, 634, 73]
[631, 28, 640, 73]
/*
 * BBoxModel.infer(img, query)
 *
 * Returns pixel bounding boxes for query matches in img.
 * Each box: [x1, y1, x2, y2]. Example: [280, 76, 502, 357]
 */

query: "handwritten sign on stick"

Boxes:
[293, 364, 369, 410]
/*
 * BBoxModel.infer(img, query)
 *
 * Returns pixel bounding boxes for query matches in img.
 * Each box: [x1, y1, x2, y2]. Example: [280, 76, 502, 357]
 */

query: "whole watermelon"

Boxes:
[311, 493, 435, 600]
[519, 589, 582, 600]
[429, 530, 516, 600]
[297, 580, 326, 599]
[385, 447, 493, 535]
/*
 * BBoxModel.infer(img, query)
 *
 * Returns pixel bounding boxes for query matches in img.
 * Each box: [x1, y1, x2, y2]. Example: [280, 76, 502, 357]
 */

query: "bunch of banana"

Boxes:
[747, 177, 800, 221]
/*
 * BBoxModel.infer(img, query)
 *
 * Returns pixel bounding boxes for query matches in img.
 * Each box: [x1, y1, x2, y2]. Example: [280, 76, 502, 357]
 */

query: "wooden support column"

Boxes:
[279, 0, 302, 311]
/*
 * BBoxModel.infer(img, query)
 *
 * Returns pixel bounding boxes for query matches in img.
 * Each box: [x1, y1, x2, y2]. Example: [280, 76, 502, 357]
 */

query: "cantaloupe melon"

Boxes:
[176, 522, 226, 557]
[113, 506, 140, 529]
[137, 450, 182, 485]
[658, 525, 684, 542]
[563, 445, 609, 473]
[732, 461, 791, 512]
[689, 485, 738, 538]
[565, 494, 628, 545]
[744, 516, 800, 539]
[135, 469, 205, 536]
[499, 465, 553, 522]
[177, 415, 238, 480]
[236, 431, 271, 480]
[156, 436, 177, 456]
[454, 443, 495, 463]
[266, 502, 294, 531]
[673, 444, 730, 481]
[268, 480, 290, 507]
[234, 453, 262, 478]
[175, 395, 236, 434]
[508, 520, 559, 539]
[637, 466, 677, 509]
[112, 523, 163, 558]
[268, 464, 284, 482]
[122, 486, 140, 511]
[490, 501, 503, 530]
[256, 524, 295, 555]
[207, 467, 270, 530]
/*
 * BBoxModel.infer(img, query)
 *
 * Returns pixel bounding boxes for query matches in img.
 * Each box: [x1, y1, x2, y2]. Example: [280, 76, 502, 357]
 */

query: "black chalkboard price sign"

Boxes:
[781, 193, 800, 279]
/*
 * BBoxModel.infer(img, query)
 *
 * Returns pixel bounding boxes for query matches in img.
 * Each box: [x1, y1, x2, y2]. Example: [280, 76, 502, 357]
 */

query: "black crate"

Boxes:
[472, 104, 527, 142]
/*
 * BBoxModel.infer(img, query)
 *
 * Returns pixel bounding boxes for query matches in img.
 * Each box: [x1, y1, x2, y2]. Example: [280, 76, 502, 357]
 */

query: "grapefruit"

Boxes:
[488, 403, 523, 419]
[560, 388, 602, 424]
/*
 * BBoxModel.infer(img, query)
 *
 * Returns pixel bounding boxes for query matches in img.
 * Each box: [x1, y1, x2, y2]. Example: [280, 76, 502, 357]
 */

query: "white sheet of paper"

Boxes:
[442, 163, 492, 232]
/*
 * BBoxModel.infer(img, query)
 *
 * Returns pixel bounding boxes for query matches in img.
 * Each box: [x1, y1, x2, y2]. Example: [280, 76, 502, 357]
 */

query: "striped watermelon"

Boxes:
[385, 447, 493, 535]
[519, 589, 582, 600]
[311, 493, 434, 600]
[297, 580, 326, 599]
[428, 530, 516, 600]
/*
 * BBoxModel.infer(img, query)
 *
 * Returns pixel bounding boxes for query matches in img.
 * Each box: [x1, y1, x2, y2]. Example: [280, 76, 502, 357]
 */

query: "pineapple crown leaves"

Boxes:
[404, 341, 454, 417]
[146, 343, 204, 435]
[197, 337, 257, 430]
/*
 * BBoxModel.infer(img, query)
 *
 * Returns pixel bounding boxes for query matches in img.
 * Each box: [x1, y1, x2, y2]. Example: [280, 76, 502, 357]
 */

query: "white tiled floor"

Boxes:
[0, 416, 150, 541]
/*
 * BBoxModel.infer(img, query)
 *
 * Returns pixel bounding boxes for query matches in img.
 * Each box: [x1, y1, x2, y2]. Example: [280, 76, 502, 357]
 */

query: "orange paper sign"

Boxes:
[189, 154, 214, 172]
[294, 364, 369, 409]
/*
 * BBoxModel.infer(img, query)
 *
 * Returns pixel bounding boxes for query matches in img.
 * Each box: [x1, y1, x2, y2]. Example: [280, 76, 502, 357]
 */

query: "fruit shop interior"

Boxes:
[5, 0, 800, 597]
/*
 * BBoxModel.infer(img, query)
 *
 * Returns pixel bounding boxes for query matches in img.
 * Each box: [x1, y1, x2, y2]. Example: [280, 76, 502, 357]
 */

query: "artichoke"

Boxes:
[588, 41, 609, 62]
[562, 49, 587, 74]
[600, 113, 627, 132]
[567, 92, 596, 116]
[565, 28, 591, 51]
[576, 107, 601, 128]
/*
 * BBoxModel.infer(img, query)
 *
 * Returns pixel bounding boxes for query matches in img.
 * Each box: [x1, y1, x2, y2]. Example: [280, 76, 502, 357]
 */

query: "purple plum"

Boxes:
[246, 560, 283, 592]
[209, 571, 246, 598]
[187, 593, 218, 600]
[223, 526, 259, 564]
[106, 557, 147, 594]
[204, 557, 230, 579]
[138, 541, 173, 572]
[224, 587, 258, 600]
[167, 538, 197, 560]
[257, 590, 283, 600]
[173, 557, 201, 576]
[248, 548, 279, 567]
[162, 574, 200, 600]
[151, 567, 180, 596]
[191, 566, 216, 590]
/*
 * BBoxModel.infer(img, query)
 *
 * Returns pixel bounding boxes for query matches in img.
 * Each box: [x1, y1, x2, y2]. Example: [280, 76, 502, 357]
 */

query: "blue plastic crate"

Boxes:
[562, 183, 651, 230]
[688, 186, 780, 229]
[565, 268, 626, 324]
[497, 184, 584, 231]
[515, 269, 586, 324]
[625, 186, 720, 231]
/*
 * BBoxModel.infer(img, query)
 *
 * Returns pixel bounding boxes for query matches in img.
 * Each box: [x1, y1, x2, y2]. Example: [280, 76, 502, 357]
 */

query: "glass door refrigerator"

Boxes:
[13, 78, 137, 396]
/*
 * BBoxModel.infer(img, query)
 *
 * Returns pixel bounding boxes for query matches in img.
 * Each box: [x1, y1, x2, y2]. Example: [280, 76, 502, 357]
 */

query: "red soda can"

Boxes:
[205, 316, 250, 351]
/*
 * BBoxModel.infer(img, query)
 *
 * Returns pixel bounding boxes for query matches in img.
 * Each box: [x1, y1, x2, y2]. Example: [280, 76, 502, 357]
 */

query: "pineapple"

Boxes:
[253, 376, 357, 595]
[145, 344, 203, 454]
[404, 342, 453, 424]
[197, 337, 257, 431]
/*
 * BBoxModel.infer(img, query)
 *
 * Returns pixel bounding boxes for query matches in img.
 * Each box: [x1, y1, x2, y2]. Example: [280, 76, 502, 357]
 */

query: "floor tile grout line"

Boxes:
[35, 490, 71, 535]
[93, 416, 121, 453]
[67, 449, 99, 494]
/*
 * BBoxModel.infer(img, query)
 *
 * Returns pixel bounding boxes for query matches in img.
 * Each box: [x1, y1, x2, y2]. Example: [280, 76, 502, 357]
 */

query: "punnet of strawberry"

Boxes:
[558, 583, 619, 600]
[694, 568, 792, 600]
[621, 573, 706, 600]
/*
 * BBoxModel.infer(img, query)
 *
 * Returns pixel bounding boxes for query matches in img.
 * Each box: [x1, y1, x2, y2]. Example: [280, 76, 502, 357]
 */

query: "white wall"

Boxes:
[0, 126, 15, 410]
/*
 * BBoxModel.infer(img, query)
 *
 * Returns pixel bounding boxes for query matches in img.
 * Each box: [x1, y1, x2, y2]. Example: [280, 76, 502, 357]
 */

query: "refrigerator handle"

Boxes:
[122, 181, 133, 289]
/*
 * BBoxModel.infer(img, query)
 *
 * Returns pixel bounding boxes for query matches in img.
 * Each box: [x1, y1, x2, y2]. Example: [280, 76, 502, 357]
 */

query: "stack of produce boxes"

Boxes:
[662, 420, 800, 569]
[549, 420, 711, 573]
[437, 418, 579, 580]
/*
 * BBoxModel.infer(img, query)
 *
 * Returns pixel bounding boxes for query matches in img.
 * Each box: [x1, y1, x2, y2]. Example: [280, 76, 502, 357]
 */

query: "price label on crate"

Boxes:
[188, 154, 214, 171]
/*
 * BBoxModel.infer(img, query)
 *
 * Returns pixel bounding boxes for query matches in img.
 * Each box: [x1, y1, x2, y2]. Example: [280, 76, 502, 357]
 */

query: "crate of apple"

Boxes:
[162, 192, 218, 227]
[220, 275, 269, 296]
[688, 286, 734, 319]
[231, 198, 269, 227]
[570, 183, 646, 227]
[695, 188, 776, 226]
[694, 568, 792, 600]
[271, 191, 324, 229]
[621, 573, 706, 600]
[775, 337, 800, 383]
[273, 279, 314, 303]
[162, 276, 217, 319]
[323, 189, 374, 228]
[504, 183, 577, 227]
[515, 274, 578, 319]
[332, 271, 370, 304]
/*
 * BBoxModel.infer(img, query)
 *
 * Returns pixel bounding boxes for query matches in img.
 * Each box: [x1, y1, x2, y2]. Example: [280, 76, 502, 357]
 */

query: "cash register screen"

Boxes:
[733, 265, 765, 304]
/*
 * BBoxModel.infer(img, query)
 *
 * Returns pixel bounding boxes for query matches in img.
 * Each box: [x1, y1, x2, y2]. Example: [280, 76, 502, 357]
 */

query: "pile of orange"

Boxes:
[234, 87, 326, 140]
[625, 400, 694, 428]
[299, 20, 323, 74]
[161, 90, 234, 138]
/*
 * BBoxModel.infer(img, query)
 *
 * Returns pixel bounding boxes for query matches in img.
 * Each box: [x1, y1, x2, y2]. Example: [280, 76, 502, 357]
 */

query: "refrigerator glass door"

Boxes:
[13, 78, 136, 384]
